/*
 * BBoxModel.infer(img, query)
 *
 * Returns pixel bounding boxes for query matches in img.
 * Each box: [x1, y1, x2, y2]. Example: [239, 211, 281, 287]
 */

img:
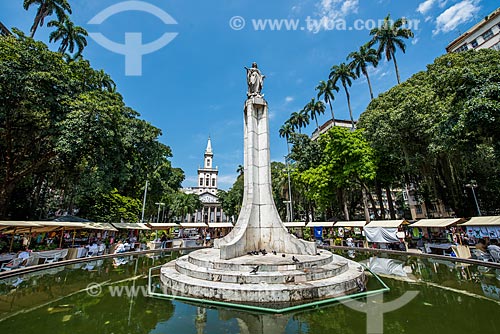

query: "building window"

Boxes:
[199, 178, 203, 186]
[482, 29, 493, 41]
[455, 44, 468, 52]
[206, 178, 209, 186]
[212, 178, 215, 187]
[470, 39, 478, 48]
[207, 159, 211, 167]
[415, 205, 423, 214]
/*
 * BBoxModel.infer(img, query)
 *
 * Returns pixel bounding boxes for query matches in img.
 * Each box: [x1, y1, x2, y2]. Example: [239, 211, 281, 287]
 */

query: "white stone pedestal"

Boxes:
[214, 97, 316, 260]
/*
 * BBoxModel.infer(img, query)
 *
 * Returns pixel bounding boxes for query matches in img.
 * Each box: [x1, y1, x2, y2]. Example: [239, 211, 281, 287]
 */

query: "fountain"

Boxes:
[160, 63, 365, 306]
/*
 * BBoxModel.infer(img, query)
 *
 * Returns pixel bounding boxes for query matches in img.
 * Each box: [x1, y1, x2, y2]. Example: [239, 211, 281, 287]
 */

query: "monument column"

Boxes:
[214, 63, 316, 259]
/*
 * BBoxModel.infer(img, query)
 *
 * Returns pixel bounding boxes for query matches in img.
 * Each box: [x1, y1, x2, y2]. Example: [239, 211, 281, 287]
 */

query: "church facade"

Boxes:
[182, 138, 227, 223]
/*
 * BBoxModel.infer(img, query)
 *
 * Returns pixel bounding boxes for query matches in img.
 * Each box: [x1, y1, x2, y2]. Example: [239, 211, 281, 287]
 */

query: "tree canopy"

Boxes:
[0, 33, 182, 221]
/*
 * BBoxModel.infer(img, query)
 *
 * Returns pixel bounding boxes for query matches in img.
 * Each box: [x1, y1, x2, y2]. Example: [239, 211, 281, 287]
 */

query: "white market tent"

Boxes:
[284, 222, 306, 227]
[460, 216, 500, 226]
[208, 222, 233, 228]
[460, 216, 500, 239]
[410, 218, 462, 228]
[364, 220, 408, 243]
[180, 223, 208, 228]
[148, 223, 179, 230]
[333, 221, 367, 227]
[305, 222, 335, 227]
[112, 222, 150, 230]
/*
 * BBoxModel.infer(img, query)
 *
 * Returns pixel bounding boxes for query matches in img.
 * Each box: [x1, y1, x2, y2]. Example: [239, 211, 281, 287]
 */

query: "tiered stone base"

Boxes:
[160, 248, 365, 304]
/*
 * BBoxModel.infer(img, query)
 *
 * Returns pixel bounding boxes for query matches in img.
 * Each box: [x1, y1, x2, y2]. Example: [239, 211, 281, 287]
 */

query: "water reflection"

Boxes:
[0, 251, 499, 334]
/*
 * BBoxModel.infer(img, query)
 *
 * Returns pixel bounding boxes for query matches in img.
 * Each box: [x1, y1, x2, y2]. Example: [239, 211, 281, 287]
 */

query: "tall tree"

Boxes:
[306, 98, 326, 134]
[348, 44, 379, 100]
[23, 0, 72, 38]
[369, 14, 414, 84]
[329, 63, 357, 129]
[315, 79, 339, 125]
[48, 17, 88, 55]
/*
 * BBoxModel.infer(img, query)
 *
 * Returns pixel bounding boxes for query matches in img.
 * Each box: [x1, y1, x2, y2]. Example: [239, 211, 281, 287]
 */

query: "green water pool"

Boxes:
[0, 250, 499, 334]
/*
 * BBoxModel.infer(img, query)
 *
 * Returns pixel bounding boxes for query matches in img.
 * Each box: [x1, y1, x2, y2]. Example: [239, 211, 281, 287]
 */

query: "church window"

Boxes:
[199, 178, 203, 186]
[206, 178, 209, 186]
[212, 178, 216, 187]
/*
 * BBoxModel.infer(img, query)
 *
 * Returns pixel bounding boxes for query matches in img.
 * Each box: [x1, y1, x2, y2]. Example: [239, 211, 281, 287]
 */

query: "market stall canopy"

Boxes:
[284, 222, 306, 227]
[334, 221, 367, 227]
[83, 222, 118, 231]
[305, 222, 335, 227]
[460, 216, 500, 226]
[148, 223, 179, 229]
[28, 221, 88, 232]
[411, 218, 462, 228]
[180, 223, 208, 228]
[0, 221, 43, 233]
[208, 223, 234, 228]
[365, 220, 407, 228]
[112, 222, 150, 230]
[364, 220, 407, 243]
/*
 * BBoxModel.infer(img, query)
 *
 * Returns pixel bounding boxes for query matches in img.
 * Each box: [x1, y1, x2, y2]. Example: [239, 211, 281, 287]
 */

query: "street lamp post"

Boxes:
[155, 202, 165, 223]
[465, 180, 481, 216]
[285, 155, 293, 222]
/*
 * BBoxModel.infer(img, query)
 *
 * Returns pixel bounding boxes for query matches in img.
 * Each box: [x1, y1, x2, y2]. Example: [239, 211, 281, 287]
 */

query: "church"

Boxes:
[182, 138, 227, 223]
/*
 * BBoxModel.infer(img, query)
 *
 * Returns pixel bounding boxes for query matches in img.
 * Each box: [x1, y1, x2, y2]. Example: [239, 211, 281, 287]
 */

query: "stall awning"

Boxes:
[460, 216, 500, 226]
[0, 221, 43, 228]
[0, 221, 43, 233]
[306, 222, 334, 227]
[365, 220, 407, 228]
[284, 222, 306, 227]
[411, 218, 462, 228]
[112, 222, 150, 230]
[334, 221, 367, 227]
[148, 223, 179, 229]
[180, 223, 208, 228]
[83, 222, 118, 231]
[208, 223, 234, 228]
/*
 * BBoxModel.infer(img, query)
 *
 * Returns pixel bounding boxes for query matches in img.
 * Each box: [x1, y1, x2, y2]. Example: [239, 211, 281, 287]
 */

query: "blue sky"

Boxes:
[1, 0, 498, 189]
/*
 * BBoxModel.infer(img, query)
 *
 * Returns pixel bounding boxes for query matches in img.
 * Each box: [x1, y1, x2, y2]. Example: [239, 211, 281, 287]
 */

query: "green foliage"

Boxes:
[219, 173, 244, 219]
[297, 127, 376, 212]
[0, 34, 181, 220]
[359, 49, 500, 216]
[91, 189, 141, 224]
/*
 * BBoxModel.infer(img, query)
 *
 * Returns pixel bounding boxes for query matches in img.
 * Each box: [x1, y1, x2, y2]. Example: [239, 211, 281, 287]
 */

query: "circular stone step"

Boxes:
[187, 248, 334, 272]
[160, 248, 365, 304]
[175, 255, 349, 284]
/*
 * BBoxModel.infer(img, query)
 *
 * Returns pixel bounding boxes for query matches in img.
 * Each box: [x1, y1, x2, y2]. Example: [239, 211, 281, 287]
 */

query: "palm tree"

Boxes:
[94, 69, 116, 92]
[279, 122, 294, 152]
[329, 63, 357, 129]
[23, 0, 72, 38]
[288, 110, 310, 133]
[306, 98, 326, 134]
[369, 14, 414, 84]
[315, 80, 339, 126]
[48, 17, 88, 55]
[348, 44, 379, 100]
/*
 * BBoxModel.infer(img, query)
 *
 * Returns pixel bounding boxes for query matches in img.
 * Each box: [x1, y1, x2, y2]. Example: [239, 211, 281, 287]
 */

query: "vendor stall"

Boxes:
[363, 220, 407, 245]
[410, 218, 463, 254]
[460, 216, 500, 239]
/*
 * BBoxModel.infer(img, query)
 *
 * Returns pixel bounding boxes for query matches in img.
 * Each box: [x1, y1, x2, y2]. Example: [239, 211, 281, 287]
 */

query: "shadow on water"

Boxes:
[0, 250, 499, 334]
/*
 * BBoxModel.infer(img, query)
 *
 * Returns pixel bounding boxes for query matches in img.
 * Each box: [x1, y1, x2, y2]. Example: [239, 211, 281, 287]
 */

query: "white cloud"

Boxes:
[412, 37, 420, 45]
[317, 0, 359, 21]
[433, 0, 480, 35]
[417, 0, 437, 15]
[417, 0, 449, 15]
[285, 96, 294, 103]
[217, 174, 238, 188]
